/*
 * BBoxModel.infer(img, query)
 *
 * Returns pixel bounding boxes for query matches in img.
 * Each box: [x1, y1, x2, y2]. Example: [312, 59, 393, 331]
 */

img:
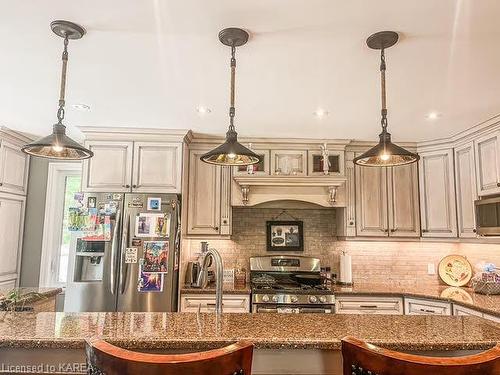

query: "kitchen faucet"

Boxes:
[197, 248, 224, 314]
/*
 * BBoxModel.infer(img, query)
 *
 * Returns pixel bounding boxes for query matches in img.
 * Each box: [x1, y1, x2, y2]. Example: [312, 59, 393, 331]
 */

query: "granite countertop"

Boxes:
[0, 288, 62, 305]
[181, 283, 251, 295]
[332, 283, 500, 316]
[0, 311, 498, 351]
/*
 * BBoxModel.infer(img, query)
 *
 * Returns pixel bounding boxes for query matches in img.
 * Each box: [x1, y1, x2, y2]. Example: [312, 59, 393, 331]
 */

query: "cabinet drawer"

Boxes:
[452, 304, 483, 317]
[180, 294, 250, 313]
[404, 297, 451, 315]
[335, 296, 403, 315]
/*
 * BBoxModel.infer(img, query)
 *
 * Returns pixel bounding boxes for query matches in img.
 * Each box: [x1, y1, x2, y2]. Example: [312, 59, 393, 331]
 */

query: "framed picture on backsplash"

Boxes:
[266, 221, 304, 251]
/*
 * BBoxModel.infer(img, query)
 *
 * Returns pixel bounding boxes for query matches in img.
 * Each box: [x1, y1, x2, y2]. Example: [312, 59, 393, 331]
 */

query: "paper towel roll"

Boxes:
[340, 252, 352, 284]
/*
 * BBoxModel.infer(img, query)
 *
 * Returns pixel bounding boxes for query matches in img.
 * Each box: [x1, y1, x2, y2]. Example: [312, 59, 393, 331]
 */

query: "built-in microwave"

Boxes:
[475, 196, 500, 236]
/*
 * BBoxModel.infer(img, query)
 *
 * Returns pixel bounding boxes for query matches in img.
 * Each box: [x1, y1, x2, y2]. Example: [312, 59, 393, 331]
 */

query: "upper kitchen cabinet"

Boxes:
[132, 142, 182, 193]
[474, 131, 500, 196]
[82, 141, 134, 192]
[79, 128, 189, 194]
[355, 163, 419, 237]
[419, 149, 457, 238]
[185, 147, 231, 236]
[387, 163, 420, 237]
[455, 142, 478, 238]
[0, 139, 29, 196]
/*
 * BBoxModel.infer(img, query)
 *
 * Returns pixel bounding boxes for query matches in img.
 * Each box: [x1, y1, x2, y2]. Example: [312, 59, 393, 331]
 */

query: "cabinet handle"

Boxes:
[422, 229, 429, 233]
[419, 308, 436, 313]
[359, 305, 378, 309]
[390, 228, 397, 233]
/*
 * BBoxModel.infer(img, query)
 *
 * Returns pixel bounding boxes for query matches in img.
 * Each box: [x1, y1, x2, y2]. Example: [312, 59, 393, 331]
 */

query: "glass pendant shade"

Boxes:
[353, 130, 419, 167]
[21, 123, 93, 160]
[200, 128, 261, 166]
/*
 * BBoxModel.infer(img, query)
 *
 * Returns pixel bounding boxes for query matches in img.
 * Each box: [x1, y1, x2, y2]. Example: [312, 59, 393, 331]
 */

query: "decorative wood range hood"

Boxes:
[232, 175, 347, 208]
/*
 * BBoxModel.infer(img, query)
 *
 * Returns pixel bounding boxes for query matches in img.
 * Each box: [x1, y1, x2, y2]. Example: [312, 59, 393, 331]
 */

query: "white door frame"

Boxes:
[39, 162, 81, 288]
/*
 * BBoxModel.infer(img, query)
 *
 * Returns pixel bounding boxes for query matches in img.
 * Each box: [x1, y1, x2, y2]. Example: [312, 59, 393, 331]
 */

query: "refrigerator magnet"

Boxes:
[143, 241, 169, 273]
[147, 197, 161, 211]
[138, 270, 163, 292]
[125, 247, 138, 264]
[131, 238, 142, 247]
[87, 197, 96, 208]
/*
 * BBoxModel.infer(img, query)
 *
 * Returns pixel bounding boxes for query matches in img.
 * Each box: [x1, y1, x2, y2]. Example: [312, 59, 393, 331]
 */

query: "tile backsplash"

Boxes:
[181, 208, 500, 285]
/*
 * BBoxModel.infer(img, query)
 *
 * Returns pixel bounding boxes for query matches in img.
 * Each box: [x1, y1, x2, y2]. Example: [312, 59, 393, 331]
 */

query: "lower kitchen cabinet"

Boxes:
[452, 304, 483, 317]
[404, 297, 451, 315]
[335, 296, 403, 315]
[179, 294, 250, 313]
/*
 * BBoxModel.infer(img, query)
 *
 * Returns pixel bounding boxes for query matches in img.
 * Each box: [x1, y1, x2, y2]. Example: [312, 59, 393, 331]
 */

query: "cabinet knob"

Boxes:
[125, 184, 130, 189]
[497, 182, 500, 187]
[422, 229, 429, 233]
[132, 184, 137, 189]
[214, 226, 219, 231]
[390, 228, 396, 233]
[0, 182, 3, 186]
[473, 228, 477, 233]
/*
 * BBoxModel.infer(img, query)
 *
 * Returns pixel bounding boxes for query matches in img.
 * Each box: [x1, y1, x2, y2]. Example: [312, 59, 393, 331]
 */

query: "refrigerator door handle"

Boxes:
[109, 209, 121, 295]
[119, 212, 131, 294]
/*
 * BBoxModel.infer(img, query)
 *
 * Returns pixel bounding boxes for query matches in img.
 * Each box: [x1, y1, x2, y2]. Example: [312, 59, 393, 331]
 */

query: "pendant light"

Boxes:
[22, 20, 93, 160]
[200, 28, 261, 166]
[353, 31, 419, 167]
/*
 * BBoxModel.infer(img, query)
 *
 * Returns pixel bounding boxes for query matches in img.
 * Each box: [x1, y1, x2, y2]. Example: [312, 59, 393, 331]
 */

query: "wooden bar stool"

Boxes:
[86, 339, 253, 375]
[341, 336, 500, 375]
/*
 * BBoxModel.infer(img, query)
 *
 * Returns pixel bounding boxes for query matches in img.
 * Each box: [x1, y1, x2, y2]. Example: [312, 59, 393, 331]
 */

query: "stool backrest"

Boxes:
[86, 339, 253, 375]
[341, 336, 500, 375]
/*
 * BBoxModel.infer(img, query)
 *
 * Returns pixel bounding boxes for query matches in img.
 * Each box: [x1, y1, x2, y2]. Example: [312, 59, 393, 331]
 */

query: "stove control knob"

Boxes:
[309, 295, 318, 303]
[291, 295, 298, 303]
[261, 295, 270, 303]
[319, 296, 327, 303]
[272, 295, 279, 302]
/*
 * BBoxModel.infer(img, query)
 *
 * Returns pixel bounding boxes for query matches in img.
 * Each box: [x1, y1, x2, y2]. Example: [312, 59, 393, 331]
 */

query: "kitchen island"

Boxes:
[0, 311, 499, 375]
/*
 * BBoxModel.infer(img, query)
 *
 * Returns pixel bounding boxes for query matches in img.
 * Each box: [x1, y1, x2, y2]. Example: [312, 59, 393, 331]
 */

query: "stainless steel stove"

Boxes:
[250, 255, 335, 313]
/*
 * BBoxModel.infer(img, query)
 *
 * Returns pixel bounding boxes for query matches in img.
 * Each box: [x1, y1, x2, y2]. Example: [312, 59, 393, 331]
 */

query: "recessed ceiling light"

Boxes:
[196, 106, 212, 115]
[314, 108, 329, 118]
[426, 111, 442, 120]
[72, 103, 91, 111]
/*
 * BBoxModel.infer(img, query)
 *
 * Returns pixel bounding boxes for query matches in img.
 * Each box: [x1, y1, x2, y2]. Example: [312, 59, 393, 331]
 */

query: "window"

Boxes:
[39, 163, 82, 287]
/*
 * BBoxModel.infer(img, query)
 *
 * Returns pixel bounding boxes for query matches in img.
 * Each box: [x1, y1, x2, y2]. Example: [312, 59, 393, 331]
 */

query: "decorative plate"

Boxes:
[438, 255, 473, 287]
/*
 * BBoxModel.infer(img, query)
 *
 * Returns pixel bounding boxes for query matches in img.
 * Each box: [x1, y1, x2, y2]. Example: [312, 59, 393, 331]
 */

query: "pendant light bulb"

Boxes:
[200, 28, 261, 166]
[353, 31, 419, 167]
[21, 20, 93, 160]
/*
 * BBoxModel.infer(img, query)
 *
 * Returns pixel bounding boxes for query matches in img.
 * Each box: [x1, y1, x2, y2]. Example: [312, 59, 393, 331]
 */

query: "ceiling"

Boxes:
[2, 0, 500, 142]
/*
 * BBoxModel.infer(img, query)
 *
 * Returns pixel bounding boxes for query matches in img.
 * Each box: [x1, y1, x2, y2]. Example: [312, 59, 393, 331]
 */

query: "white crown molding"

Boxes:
[0, 126, 35, 145]
[78, 126, 192, 143]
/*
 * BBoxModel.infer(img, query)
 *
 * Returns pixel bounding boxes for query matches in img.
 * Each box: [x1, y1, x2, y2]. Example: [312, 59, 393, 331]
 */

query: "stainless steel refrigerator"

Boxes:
[64, 193, 180, 312]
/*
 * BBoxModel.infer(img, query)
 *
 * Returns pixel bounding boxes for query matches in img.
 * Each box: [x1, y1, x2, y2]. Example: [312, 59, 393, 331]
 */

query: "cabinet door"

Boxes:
[0, 193, 25, 283]
[132, 142, 182, 193]
[82, 141, 133, 192]
[355, 166, 388, 236]
[187, 150, 221, 235]
[455, 143, 478, 238]
[419, 149, 457, 237]
[387, 163, 420, 237]
[474, 131, 500, 196]
[0, 141, 29, 195]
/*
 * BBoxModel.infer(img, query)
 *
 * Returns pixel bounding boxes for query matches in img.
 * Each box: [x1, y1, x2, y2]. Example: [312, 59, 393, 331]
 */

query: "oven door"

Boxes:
[253, 304, 334, 313]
